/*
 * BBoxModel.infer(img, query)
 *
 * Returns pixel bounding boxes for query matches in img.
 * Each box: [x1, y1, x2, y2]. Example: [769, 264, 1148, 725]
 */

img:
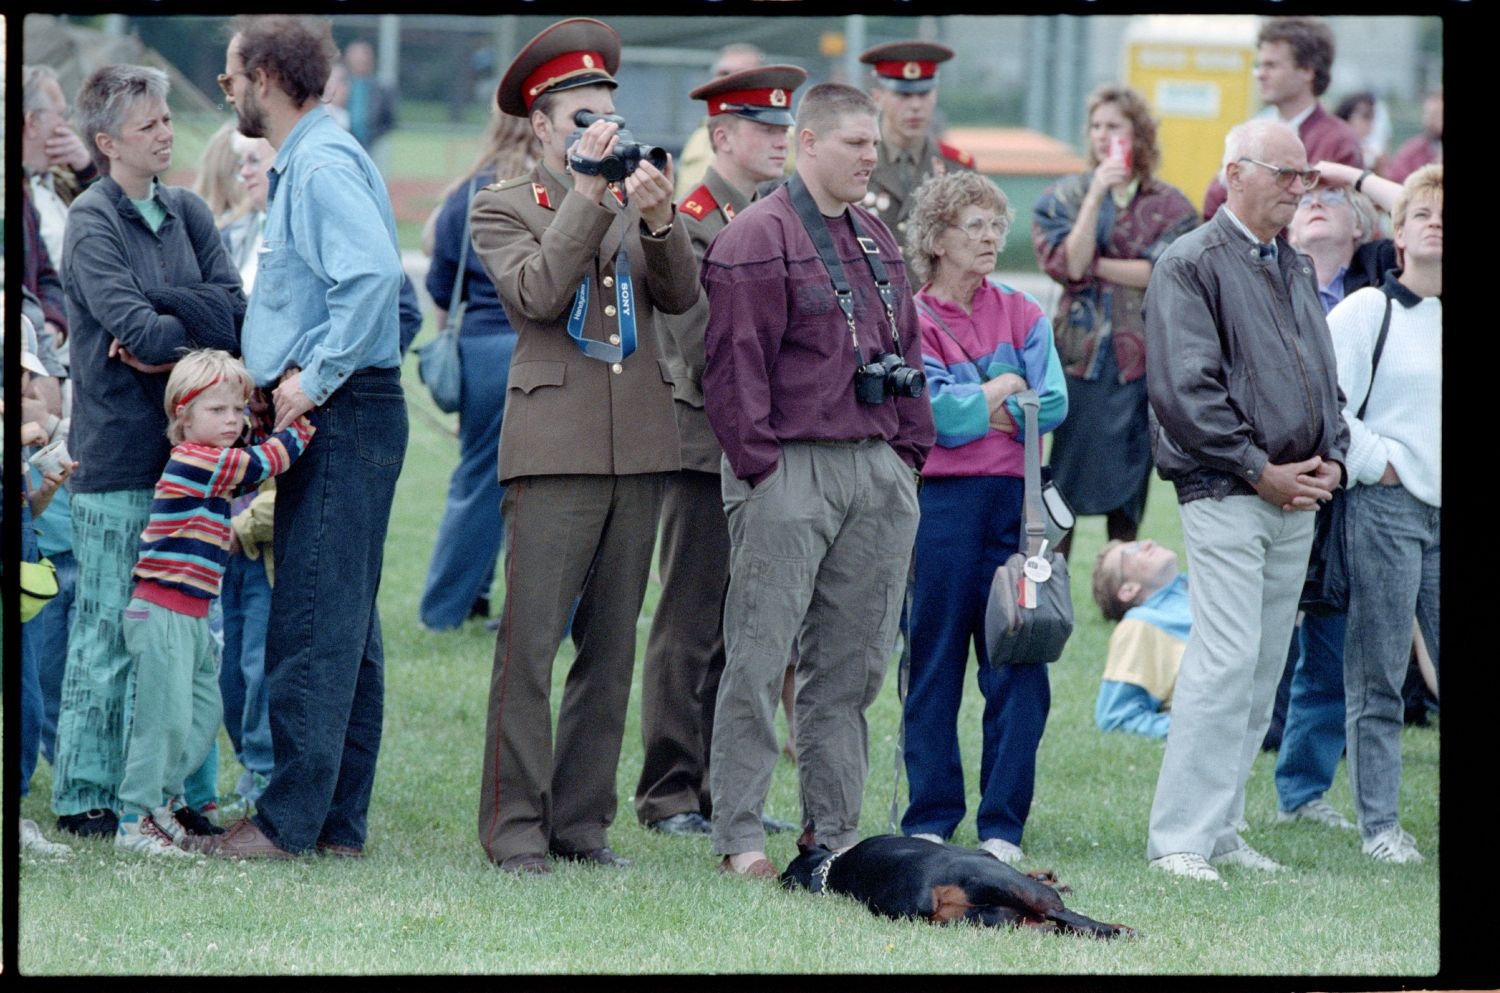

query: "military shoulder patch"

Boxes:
[680, 184, 718, 221]
[938, 142, 976, 169]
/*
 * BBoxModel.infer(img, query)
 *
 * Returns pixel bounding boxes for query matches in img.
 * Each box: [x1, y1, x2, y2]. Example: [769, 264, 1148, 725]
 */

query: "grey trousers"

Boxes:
[1147, 494, 1313, 860]
[709, 440, 919, 855]
[478, 473, 665, 864]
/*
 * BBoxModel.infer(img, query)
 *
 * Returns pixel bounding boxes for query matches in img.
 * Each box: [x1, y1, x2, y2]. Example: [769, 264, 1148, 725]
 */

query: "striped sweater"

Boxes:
[132, 416, 315, 616]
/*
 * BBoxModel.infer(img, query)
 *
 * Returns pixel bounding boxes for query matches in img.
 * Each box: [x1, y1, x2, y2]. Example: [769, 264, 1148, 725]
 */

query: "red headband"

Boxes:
[177, 376, 224, 411]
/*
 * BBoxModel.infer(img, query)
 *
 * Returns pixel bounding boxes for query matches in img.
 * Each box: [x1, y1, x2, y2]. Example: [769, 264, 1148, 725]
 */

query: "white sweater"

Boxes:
[1327, 284, 1441, 507]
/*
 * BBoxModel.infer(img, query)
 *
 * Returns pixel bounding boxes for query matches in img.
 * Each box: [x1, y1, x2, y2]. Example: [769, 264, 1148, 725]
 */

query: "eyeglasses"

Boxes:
[956, 216, 1006, 241]
[1298, 189, 1347, 209]
[216, 72, 245, 98]
[1238, 157, 1320, 190]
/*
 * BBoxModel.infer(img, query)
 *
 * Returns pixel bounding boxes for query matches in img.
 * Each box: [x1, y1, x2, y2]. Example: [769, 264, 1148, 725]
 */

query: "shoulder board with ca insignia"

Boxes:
[938, 141, 976, 170]
[679, 183, 718, 221]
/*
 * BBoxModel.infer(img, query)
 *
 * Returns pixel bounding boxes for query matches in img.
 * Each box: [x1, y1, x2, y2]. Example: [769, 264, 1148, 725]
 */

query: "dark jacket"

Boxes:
[1144, 208, 1350, 504]
[63, 177, 245, 493]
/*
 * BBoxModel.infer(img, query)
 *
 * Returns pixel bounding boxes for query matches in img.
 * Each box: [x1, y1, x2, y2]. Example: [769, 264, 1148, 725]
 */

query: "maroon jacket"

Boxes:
[701, 184, 935, 485]
[1202, 104, 1362, 221]
[1384, 134, 1439, 183]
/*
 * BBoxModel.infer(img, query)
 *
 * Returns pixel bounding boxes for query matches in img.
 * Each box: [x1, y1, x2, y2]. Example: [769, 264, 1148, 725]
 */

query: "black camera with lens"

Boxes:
[854, 352, 926, 405]
[569, 111, 669, 182]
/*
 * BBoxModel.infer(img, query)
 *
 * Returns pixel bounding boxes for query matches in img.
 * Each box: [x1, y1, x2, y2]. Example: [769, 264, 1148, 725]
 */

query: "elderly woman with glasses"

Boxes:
[898, 170, 1067, 864]
[1031, 85, 1198, 559]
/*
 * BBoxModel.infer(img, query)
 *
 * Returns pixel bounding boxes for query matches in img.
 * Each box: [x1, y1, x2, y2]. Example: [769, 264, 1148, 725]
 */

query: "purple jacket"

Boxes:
[1202, 104, 1362, 221]
[701, 185, 935, 485]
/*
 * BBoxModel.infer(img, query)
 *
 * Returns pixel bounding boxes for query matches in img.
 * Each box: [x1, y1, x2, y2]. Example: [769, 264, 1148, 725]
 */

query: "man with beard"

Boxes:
[201, 14, 407, 859]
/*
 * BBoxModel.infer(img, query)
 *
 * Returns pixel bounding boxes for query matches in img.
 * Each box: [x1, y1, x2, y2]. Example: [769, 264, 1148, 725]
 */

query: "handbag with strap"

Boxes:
[415, 178, 477, 415]
[984, 389, 1074, 665]
[1299, 292, 1394, 616]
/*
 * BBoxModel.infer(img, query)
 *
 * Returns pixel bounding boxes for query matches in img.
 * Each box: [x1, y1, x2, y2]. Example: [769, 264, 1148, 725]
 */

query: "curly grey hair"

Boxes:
[902, 171, 1012, 285]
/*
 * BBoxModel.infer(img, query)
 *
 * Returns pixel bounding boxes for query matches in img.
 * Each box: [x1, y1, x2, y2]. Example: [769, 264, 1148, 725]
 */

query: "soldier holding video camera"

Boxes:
[468, 17, 697, 875]
[701, 82, 935, 877]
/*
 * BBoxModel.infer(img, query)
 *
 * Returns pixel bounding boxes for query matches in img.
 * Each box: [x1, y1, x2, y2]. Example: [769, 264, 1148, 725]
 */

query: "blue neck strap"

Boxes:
[566, 214, 637, 363]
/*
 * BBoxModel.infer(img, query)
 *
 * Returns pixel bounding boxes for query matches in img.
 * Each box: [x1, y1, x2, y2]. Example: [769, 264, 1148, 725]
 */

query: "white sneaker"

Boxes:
[1277, 798, 1355, 830]
[116, 814, 198, 858]
[978, 837, 1024, 864]
[1149, 852, 1222, 882]
[1211, 843, 1283, 872]
[20, 818, 74, 858]
[910, 833, 944, 845]
[1362, 824, 1424, 864]
[151, 805, 187, 844]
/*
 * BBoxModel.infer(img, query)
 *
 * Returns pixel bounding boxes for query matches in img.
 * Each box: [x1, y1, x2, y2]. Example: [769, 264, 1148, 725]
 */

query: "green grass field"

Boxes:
[13, 336, 1441, 975]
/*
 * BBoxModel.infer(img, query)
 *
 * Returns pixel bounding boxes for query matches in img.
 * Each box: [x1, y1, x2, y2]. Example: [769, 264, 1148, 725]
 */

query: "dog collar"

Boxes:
[812, 850, 842, 895]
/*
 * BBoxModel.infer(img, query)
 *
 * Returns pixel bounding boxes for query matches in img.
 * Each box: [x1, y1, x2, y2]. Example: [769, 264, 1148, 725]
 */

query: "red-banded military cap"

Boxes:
[497, 18, 622, 117]
[857, 40, 955, 94]
[689, 64, 808, 128]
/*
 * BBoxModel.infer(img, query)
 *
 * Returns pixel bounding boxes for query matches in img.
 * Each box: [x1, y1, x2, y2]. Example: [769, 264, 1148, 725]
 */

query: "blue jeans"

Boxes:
[1343, 483, 1439, 839]
[252, 368, 407, 854]
[419, 332, 515, 629]
[35, 550, 77, 766]
[901, 475, 1050, 846]
[1274, 611, 1347, 812]
[220, 552, 274, 797]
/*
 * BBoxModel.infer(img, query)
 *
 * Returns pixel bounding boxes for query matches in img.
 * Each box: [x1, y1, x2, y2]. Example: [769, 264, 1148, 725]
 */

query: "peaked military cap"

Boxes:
[858, 40, 955, 94]
[498, 17, 622, 117]
[690, 64, 807, 128]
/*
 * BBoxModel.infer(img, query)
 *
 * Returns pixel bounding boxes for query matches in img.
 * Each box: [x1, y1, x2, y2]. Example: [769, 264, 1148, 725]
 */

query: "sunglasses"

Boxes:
[1238, 157, 1320, 190]
[216, 72, 247, 98]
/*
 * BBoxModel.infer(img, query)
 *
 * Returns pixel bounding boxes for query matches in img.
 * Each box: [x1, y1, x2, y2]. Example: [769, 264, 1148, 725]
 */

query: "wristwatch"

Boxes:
[643, 217, 674, 239]
[1354, 169, 1372, 193]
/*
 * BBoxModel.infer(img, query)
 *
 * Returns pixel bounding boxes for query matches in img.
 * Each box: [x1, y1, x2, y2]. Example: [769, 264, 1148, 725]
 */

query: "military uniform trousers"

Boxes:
[479, 472, 667, 864]
[634, 469, 730, 824]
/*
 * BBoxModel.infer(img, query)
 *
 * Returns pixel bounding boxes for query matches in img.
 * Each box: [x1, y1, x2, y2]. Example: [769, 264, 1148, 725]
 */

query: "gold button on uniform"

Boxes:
[609, 334, 621, 345]
[602, 276, 615, 288]
[611, 362, 624, 375]
[605, 304, 617, 317]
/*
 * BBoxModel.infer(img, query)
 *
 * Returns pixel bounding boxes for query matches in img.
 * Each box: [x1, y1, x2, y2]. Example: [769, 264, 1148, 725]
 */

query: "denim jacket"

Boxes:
[243, 107, 403, 403]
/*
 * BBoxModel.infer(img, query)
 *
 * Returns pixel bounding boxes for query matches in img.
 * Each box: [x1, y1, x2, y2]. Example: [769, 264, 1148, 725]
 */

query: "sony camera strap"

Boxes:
[786, 174, 908, 366]
[566, 200, 638, 365]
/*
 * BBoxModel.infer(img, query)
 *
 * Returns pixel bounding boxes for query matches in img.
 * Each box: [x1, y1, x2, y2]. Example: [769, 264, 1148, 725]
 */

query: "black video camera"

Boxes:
[854, 352, 926, 405]
[569, 111, 668, 182]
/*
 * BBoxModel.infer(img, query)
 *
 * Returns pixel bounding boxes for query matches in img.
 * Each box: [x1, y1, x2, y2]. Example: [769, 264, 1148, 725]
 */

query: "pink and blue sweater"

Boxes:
[916, 279, 1067, 478]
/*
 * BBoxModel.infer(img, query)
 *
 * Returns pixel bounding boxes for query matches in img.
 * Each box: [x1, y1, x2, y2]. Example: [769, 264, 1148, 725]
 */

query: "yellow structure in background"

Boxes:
[1124, 16, 1260, 215]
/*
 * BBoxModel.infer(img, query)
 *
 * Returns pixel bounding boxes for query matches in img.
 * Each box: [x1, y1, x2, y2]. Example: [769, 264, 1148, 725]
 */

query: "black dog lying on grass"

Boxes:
[781, 835, 1136, 939]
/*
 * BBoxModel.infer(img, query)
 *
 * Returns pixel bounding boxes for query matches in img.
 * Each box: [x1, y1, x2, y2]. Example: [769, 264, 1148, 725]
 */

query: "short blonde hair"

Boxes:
[1392, 163, 1442, 233]
[904, 171, 1012, 285]
[1092, 539, 1130, 622]
[164, 349, 254, 444]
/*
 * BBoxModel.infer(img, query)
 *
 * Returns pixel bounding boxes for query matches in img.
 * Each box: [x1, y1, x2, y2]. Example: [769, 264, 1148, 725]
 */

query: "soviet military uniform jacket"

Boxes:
[469, 164, 699, 484]
[658, 165, 754, 473]
[863, 133, 975, 246]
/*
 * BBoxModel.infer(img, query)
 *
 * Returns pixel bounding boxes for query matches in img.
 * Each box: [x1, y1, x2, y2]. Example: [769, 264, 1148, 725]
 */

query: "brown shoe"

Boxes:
[316, 841, 365, 858]
[498, 852, 551, 875]
[198, 818, 295, 860]
[719, 855, 778, 878]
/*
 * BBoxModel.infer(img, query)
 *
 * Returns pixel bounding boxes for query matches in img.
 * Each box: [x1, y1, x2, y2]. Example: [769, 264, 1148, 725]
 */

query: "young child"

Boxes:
[116, 349, 315, 857]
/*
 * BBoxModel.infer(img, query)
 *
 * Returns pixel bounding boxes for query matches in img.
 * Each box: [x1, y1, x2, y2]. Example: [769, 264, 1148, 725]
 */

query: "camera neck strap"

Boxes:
[786, 174, 904, 365]
[566, 198, 637, 364]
